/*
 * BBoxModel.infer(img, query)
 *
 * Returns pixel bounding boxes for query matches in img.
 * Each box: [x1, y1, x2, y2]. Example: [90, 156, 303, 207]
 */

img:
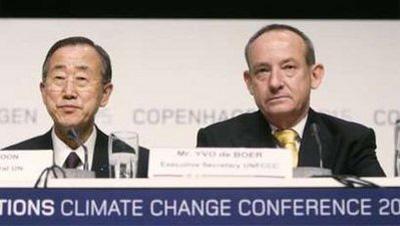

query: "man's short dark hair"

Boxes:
[42, 36, 112, 83]
[245, 24, 316, 68]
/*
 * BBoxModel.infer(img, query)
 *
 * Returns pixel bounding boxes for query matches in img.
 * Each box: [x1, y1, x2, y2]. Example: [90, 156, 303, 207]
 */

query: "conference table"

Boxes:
[1, 177, 400, 225]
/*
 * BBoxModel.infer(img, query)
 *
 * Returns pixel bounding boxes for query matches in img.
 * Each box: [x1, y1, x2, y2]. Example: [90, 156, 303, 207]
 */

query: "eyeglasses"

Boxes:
[44, 74, 103, 92]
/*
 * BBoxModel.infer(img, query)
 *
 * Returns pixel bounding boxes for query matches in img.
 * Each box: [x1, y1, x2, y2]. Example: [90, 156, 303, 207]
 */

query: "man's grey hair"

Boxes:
[245, 24, 316, 69]
[42, 36, 112, 83]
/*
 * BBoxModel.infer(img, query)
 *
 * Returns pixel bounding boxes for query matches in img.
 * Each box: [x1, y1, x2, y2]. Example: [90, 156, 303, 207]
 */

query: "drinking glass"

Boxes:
[108, 131, 139, 178]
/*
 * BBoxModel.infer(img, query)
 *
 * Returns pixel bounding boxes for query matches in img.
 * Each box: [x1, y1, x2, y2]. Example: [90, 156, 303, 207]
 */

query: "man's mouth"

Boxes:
[268, 95, 290, 102]
[58, 105, 80, 111]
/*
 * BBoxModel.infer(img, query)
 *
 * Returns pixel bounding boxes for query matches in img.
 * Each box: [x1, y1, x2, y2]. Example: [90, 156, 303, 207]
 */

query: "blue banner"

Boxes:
[0, 187, 399, 225]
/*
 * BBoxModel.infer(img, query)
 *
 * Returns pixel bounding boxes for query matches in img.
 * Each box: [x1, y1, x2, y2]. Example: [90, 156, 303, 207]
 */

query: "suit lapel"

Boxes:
[91, 128, 109, 178]
[41, 130, 54, 150]
[232, 111, 277, 148]
[315, 114, 340, 170]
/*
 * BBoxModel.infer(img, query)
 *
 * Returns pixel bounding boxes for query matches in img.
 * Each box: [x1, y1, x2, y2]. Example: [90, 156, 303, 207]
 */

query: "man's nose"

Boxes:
[62, 77, 77, 98]
[268, 68, 284, 92]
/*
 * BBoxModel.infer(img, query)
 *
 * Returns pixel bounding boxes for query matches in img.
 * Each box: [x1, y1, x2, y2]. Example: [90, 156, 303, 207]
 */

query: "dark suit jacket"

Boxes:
[197, 109, 385, 177]
[3, 128, 149, 178]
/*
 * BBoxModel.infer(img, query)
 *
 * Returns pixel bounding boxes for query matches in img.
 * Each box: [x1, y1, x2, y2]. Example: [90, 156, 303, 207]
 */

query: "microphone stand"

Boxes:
[59, 128, 94, 178]
[305, 123, 379, 187]
[311, 123, 324, 169]
[34, 165, 66, 188]
[394, 119, 400, 176]
[292, 123, 332, 177]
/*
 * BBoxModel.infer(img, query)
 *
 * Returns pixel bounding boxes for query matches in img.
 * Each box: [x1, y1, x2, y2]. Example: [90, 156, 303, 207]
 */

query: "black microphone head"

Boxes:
[67, 130, 75, 140]
[311, 123, 319, 136]
[67, 129, 78, 141]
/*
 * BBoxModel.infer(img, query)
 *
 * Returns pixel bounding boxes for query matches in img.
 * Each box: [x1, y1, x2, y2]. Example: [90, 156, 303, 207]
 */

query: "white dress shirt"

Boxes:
[52, 127, 97, 170]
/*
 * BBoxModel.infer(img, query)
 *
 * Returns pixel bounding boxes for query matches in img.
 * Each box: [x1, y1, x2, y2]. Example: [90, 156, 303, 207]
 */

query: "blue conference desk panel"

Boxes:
[0, 187, 399, 225]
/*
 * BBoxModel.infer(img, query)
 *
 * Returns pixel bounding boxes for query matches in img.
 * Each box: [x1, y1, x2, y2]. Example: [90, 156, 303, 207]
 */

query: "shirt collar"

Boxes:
[269, 114, 308, 139]
[52, 126, 97, 170]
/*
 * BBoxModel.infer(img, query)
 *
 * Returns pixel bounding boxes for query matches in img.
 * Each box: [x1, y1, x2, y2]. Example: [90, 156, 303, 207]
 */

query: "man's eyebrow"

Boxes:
[50, 64, 90, 71]
[252, 62, 270, 68]
[75, 65, 89, 71]
[281, 58, 297, 64]
[50, 64, 66, 71]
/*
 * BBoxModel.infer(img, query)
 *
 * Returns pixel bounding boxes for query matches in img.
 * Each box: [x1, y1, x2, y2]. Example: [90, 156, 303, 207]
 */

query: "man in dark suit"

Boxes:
[197, 24, 385, 177]
[3, 36, 148, 178]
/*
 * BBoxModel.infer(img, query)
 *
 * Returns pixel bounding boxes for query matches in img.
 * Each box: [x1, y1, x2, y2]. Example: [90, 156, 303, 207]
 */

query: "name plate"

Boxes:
[148, 148, 292, 178]
[0, 150, 53, 183]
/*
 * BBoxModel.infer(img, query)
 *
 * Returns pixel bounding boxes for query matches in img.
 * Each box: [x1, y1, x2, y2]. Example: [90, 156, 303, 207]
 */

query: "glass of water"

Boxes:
[108, 131, 139, 178]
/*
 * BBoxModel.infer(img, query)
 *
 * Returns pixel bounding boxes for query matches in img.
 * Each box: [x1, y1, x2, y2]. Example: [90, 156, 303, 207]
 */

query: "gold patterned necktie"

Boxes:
[274, 129, 299, 167]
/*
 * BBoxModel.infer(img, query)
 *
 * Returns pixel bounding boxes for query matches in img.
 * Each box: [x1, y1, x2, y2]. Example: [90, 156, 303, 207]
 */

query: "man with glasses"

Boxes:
[3, 36, 148, 178]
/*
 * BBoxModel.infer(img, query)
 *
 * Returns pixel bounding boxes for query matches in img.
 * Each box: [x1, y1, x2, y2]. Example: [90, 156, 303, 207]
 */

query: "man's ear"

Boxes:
[243, 70, 254, 95]
[310, 63, 325, 89]
[39, 82, 46, 102]
[100, 83, 113, 107]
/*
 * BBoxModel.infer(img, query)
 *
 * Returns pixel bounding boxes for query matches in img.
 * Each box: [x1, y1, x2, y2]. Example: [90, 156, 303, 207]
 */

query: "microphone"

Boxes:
[33, 128, 95, 188]
[67, 128, 89, 171]
[291, 123, 378, 187]
[394, 120, 400, 176]
[54, 128, 95, 179]
[292, 123, 332, 177]
[311, 123, 323, 168]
